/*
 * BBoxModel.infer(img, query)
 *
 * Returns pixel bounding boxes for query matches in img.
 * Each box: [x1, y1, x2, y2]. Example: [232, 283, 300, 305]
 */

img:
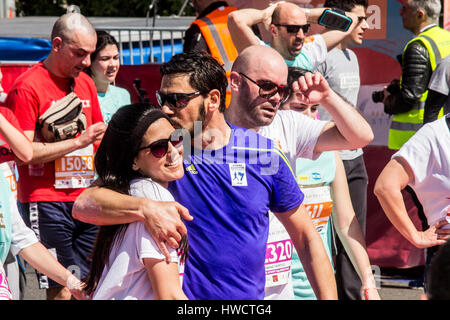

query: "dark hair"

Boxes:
[159, 51, 228, 112]
[427, 239, 450, 300]
[287, 66, 310, 88]
[85, 30, 119, 77]
[84, 103, 188, 295]
[324, 0, 369, 11]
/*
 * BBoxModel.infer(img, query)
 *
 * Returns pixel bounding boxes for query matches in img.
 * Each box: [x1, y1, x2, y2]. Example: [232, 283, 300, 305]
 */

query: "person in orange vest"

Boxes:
[184, 1, 238, 107]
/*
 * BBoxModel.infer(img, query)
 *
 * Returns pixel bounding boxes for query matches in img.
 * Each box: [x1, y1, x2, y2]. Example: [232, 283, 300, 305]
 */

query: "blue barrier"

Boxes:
[0, 37, 51, 61]
[0, 37, 182, 64]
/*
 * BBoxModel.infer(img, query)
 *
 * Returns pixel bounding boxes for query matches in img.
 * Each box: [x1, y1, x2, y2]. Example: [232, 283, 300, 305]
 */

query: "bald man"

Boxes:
[228, 2, 358, 71]
[225, 45, 373, 299]
[6, 13, 106, 300]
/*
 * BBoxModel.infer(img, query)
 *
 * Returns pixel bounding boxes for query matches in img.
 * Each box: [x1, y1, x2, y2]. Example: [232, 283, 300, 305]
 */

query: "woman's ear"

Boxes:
[132, 158, 140, 172]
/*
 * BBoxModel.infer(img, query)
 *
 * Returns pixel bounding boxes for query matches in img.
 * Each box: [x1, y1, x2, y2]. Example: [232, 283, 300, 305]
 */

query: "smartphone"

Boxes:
[318, 9, 353, 32]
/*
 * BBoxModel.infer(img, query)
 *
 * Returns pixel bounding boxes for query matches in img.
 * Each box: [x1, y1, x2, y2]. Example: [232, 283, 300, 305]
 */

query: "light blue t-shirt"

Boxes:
[291, 151, 336, 300]
[0, 174, 12, 264]
[97, 85, 131, 125]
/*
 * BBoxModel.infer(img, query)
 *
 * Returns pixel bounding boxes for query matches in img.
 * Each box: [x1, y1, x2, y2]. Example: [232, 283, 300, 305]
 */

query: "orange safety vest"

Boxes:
[191, 6, 238, 108]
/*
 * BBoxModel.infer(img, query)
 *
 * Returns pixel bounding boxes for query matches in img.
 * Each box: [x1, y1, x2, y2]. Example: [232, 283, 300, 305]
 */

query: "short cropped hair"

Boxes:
[324, 0, 368, 11]
[160, 51, 228, 112]
[408, 0, 441, 21]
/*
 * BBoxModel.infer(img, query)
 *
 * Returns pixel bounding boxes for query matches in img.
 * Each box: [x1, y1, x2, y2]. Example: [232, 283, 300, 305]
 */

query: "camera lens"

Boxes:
[372, 90, 384, 103]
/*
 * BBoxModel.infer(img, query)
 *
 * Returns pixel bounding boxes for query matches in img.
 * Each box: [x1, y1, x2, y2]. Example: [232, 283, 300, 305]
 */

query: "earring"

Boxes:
[132, 162, 139, 171]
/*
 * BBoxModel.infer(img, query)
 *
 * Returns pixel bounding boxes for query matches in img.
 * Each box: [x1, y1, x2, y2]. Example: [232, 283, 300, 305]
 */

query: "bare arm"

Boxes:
[0, 112, 33, 163]
[18, 242, 86, 300]
[374, 157, 448, 248]
[274, 204, 337, 299]
[144, 258, 187, 300]
[331, 152, 380, 300]
[293, 72, 374, 152]
[228, 7, 275, 53]
[73, 186, 193, 261]
[21, 122, 106, 165]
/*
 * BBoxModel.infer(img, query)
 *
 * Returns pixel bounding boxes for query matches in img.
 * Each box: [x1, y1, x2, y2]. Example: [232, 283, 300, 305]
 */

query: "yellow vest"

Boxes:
[191, 6, 238, 109]
[388, 26, 450, 150]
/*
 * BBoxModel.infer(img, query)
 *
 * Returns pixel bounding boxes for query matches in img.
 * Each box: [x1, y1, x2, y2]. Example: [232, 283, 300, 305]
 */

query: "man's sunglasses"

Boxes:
[137, 134, 184, 158]
[239, 72, 290, 103]
[274, 23, 310, 34]
[156, 91, 203, 109]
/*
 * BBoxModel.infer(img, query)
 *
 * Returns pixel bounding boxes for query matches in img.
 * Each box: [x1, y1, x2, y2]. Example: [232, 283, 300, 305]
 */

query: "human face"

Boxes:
[133, 118, 184, 187]
[400, 0, 419, 32]
[280, 91, 319, 119]
[91, 44, 120, 85]
[56, 30, 96, 78]
[272, 8, 308, 60]
[347, 5, 369, 46]
[237, 59, 288, 129]
[159, 73, 206, 137]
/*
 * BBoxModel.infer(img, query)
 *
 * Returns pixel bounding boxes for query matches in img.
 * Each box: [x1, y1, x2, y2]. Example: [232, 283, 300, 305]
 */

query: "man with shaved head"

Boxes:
[225, 45, 373, 299]
[6, 13, 106, 300]
[228, 2, 358, 71]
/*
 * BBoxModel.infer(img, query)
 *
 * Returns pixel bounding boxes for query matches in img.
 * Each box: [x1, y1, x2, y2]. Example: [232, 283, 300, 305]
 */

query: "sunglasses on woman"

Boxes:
[239, 72, 290, 103]
[137, 134, 184, 158]
[156, 91, 204, 109]
[274, 23, 310, 34]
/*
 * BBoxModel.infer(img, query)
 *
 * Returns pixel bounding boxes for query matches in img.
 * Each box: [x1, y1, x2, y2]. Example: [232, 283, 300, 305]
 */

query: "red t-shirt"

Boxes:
[0, 106, 22, 164]
[6, 62, 104, 203]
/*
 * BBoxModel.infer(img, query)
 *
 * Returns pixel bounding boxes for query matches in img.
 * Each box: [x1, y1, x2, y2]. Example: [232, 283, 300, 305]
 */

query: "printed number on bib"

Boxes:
[302, 186, 333, 234]
[265, 213, 292, 288]
[54, 145, 95, 189]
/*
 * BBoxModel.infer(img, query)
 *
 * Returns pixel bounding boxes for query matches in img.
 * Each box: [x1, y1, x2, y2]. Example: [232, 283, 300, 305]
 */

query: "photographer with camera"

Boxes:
[380, 0, 450, 151]
[5, 13, 106, 300]
[377, 0, 450, 289]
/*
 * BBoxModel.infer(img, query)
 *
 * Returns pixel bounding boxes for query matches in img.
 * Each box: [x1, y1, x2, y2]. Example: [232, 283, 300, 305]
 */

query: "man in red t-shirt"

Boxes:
[6, 13, 106, 300]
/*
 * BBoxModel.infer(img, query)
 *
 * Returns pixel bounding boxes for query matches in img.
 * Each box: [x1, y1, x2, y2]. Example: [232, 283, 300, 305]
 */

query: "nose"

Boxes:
[82, 54, 91, 68]
[160, 103, 175, 115]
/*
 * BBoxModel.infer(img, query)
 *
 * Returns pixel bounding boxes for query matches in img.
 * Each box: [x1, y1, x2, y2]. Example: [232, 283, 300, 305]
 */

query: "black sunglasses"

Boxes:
[137, 134, 184, 158]
[156, 91, 203, 109]
[357, 16, 367, 23]
[239, 72, 290, 103]
[274, 23, 310, 34]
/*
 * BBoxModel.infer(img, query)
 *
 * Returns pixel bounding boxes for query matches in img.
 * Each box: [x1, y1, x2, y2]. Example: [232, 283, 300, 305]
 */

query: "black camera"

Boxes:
[372, 80, 400, 103]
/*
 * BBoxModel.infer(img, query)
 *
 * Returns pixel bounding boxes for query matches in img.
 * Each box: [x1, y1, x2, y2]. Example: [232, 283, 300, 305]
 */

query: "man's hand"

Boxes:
[262, 1, 284, 31]
[141, 200, 193, 262]
[75, 122, 107, 149]
[292, 71, 331, 105]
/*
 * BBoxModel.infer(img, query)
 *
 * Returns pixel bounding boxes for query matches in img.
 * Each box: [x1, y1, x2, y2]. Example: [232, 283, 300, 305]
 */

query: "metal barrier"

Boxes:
[100, 26, 186, 65]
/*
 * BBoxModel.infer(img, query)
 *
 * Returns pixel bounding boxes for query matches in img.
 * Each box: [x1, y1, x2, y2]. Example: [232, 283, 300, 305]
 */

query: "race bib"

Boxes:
[54, 145, 95, 189]
[264, 213, 293, 288]
[0, 161, 17, 198]
[302, 186, 333, 234]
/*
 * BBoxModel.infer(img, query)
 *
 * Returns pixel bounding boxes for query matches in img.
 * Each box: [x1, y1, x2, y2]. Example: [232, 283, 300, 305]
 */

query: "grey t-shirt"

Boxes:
[428, 55, 450, 115]
[316, 48, 363, 160]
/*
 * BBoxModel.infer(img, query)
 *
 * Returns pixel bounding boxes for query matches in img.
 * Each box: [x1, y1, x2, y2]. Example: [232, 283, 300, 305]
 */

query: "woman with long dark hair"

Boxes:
[84, 103, 188, 300]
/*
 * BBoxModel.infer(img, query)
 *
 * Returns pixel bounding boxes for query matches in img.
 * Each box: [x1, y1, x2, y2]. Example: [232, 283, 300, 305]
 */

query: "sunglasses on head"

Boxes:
[156, 91, 203, 109]
[239, 72, 290, 103]
[137, 134, 184, 158]
[274, 23, 310, 34]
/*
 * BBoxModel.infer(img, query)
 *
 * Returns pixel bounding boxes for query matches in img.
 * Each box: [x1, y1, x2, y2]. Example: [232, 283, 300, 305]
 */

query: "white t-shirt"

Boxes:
[10, 194, 38, 256]
[92, 178, 179, 300]
[428, 55, 450, 115]
[259, 110, 326, 300]
[259, 110, 327, 164]
[393, 115, 450, 228]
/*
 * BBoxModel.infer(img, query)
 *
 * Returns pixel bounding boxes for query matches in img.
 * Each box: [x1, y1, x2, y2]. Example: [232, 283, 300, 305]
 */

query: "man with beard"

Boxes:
[74, 51, 338, 300]
[227, 2, 358, 71]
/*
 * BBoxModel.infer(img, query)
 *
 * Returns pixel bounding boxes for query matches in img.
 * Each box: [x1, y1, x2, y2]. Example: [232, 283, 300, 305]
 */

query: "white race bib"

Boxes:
[54, 145, 95, 189]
